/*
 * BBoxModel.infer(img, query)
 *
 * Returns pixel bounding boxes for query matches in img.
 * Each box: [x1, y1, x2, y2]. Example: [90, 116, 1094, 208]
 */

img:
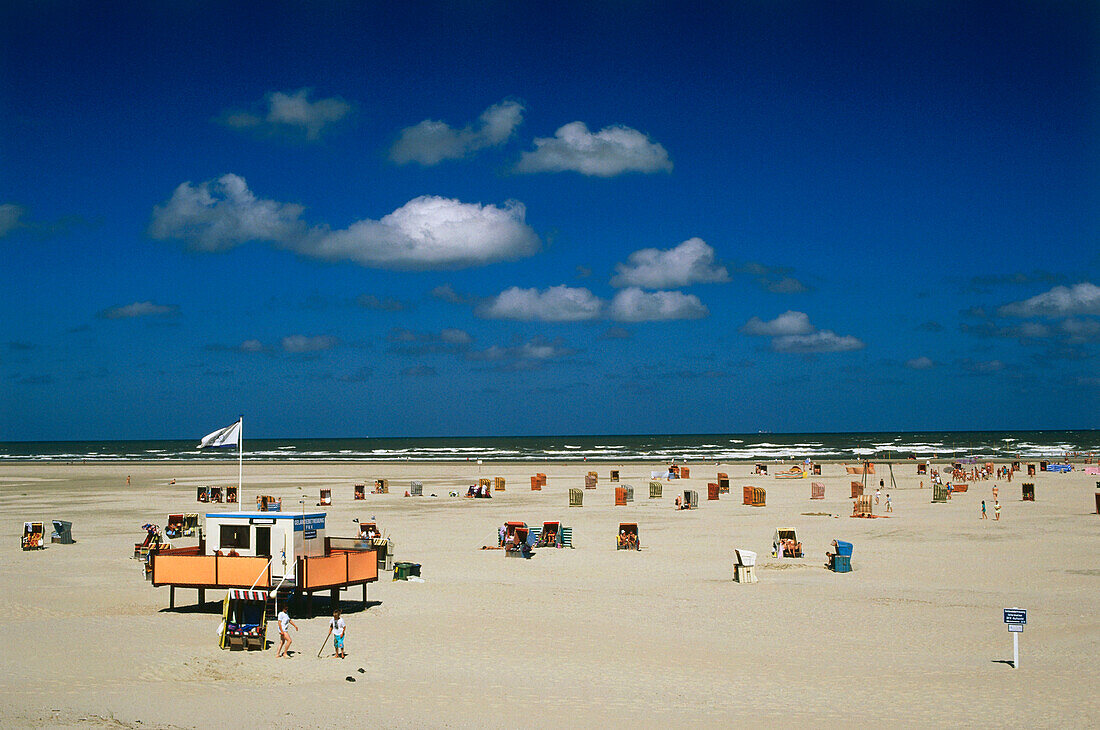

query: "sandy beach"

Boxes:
[1, 459, 1098, 728]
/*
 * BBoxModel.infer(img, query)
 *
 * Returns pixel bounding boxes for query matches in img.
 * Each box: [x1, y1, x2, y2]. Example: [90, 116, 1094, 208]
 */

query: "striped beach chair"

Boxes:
[410, 481, 423, 497]
[623, 485, 634, 502]
[649, 481, 663, 498]
[811, 482, 825, 500]
[569, 488, 583, 507]
[560, 527, 573, 548]
[527, 527, 541, 546]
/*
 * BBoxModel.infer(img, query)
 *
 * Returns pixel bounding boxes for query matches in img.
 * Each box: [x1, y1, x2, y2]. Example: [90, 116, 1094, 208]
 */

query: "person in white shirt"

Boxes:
[325, 609, 347, 658]
[276, 608, 297, 657]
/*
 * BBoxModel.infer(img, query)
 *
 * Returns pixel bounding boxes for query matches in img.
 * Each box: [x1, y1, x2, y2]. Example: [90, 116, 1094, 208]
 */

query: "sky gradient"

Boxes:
[1, 1, 1098, 440]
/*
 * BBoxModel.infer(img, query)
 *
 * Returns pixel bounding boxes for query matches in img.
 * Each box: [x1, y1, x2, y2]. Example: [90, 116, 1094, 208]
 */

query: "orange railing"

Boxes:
[152, 553, 270, 589]
[298, 549, 378, 590]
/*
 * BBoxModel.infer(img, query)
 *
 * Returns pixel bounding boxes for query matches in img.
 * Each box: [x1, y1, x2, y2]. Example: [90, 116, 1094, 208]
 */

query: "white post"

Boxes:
[237, 416, 243, 512]
[1013, 631, 1019, 669]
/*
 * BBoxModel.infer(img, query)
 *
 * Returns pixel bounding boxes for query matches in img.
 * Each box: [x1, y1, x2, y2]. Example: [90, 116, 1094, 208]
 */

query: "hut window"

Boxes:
[220, 524, 250, 549]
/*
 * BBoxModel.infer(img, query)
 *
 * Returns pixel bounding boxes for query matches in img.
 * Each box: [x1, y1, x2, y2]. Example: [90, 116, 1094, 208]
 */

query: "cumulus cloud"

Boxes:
[905, 356, 935, 370]
[761, 276, 809, 294]
[741, 311, 814, 336]
[386, 327, 472, 355]
[390, 100, 524, 165]
[731, 261, 810, 294]
[150, 175, 540, 270]
[742, 310, 864, 353]
[478, 285, 603, 322]
[430, 284, 477, 305]
[608, 288, 707, 322]
[149, 174, 307, 252]
[97, 301, 179, 319]
[515, 121, 672, 177]
[281, 334, 338, 353]
[402, 365, 437, 377]
[771, 330, 865, 354]
[302, 196, 540, 270]
[997, 282, 1100, 318]
[466, 336, 575, 363]
[0, 203, 26, 237]
[220, 88, 351, 140]
[610, 238, 729, 289]
[356, 294, 408, 312]
[959, 359, 1006, 375]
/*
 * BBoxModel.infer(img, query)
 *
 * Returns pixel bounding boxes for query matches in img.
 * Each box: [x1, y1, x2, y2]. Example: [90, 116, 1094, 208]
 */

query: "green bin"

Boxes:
[393, 561, 422, 581]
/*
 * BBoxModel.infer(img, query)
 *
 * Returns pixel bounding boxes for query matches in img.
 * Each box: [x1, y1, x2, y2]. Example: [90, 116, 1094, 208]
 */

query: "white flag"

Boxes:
[198, 420, 241, 448]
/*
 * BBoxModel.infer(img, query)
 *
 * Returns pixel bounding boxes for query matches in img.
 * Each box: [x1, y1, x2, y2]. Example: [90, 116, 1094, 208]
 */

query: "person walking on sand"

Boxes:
[994, 499, 1001, 521]
[325, 609, 347, 659]
[875, 488, 881, 505]
[885, 493, 892, 512]
[276, 607, 298, 657]
[981, 500, 987, 519]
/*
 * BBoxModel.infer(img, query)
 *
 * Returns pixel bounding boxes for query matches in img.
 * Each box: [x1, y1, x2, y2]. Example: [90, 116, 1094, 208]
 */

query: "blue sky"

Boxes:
[1, 1, 1098, 440]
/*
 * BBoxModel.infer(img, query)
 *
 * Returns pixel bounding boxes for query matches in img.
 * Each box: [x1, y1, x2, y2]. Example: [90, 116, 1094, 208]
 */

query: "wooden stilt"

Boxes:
[331, 587, 338, 611]
[362, 583, 367, 607]
[170, 585, 175, 609]
[198, 588, 205, 606]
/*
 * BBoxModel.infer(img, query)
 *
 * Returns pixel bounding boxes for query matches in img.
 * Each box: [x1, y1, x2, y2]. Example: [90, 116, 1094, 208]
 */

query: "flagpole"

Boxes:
[238, 415, 243, 512]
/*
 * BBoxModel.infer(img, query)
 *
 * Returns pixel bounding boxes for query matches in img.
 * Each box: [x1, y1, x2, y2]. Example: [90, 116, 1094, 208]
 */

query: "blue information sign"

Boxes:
[1003, 608, 1027, 625]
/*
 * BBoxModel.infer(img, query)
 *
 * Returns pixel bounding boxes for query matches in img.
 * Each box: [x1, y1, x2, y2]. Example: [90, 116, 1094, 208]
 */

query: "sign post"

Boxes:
[1003, 607, 1026, 668]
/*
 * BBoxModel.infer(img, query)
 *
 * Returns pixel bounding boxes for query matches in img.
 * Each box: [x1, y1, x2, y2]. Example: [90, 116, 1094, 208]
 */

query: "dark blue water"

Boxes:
[1, 431, 1097, 462]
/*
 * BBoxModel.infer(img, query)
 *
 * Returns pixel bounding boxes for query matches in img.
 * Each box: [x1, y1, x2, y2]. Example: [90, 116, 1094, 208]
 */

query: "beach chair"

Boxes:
[527, 526, 542, 546]
[494, 477, 505, 492]
[706, 483, 719, 500]
[196, 486, 210, 503]
[750, 487, 766, 507]
[812, 463, 821, 475]
[165, 514, 185, 538]
[649, 481, 663, 499]
[410, 481, 423, 497]
[22, 522, 45, 550]
[851, 481, 864, 498]
[530, 475, 542, 491]
[610, 470, 619, 483]
[679, 467, 690, 479]
[755, 464, 768, 475]
[560, 526, 574, 548]
[537, 522, 561, 548]
[226, 486, 238, 504]
[374, 479, 390, 494]
[585, 474, 597, 489]
[852, 495, 873, 517]
[615, 487, 627, 506]
[684, 490, 699, 509]
[717, 473, 730, 493]
[827, 540, 853, 573]
[354, 484, 366, 500]
[220, 589, 268, 651]
[183, 513, 199, 536]
[773, 528, 802, 558]
[734, 549, 758, 583]
[1022, 483, 1035, 501]
[209, 487, 223, 503]
[1027, 464, 1036, 476]
[319, 488, 332, 505]
[952, 483, 968, 493]
[569, 488, 583, 507]
[623, 485, 634, 502]
[917, 463, 927, 475]
[358, 522, 380, 540]
[1040, 461, 1049, 472]
[811, 482, 825, 500]
[1011, 461, 1020, 472]
[932, 484, 949, 503]
[616, 523, 640, 550]
[743, 486, 753, 505]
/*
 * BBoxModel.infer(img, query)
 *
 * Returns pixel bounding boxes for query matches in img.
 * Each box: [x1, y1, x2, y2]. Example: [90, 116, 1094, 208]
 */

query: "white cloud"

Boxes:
[390, 100, 524, 165]
[151, 175, 540, 270]
[608, 288, 708, 322]
[281, 334, 338, 353]
[905, 356, 935, 370]
[610, 238, 729, 289]
[221, 88, 351, 140]
[478, 285, 603, 322]
[515, 121, 672, 177]
[466, 336, 575, 362]
[771, 330, 865, 354]
[239, 339, 265, 352]
[997, 282, 1100, 318]
[1060, 318, 1100, 343]
[303, 196, 539, 270]
[98, 301, 178, 319]
[148, 174, 306, 252]
[741, 310, 814, 336]
[0, 203, 26, 237]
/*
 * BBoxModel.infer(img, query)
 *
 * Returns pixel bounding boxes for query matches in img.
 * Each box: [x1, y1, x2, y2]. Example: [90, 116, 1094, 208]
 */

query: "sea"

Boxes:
[1, 431, 1097, 463]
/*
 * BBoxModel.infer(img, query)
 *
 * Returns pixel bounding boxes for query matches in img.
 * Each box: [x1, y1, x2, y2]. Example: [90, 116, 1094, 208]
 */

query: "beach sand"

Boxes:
[1, 460, 1097, 728]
